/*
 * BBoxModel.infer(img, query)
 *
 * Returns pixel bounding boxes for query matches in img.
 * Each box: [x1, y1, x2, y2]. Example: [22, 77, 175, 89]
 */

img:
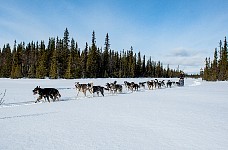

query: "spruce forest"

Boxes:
[0, 28, 181, 79]
[203, 37, 228, 81]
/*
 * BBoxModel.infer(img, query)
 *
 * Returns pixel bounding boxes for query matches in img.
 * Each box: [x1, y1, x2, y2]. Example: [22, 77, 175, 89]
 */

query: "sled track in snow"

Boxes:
[0, 91, 137, 108]
[1, 100, 38, 108]
[0, 111, 58, 120]
[188, 79, 201, 87]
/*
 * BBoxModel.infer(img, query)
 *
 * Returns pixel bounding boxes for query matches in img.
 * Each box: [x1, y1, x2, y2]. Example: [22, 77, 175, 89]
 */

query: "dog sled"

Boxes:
[178, 72, 185, 86]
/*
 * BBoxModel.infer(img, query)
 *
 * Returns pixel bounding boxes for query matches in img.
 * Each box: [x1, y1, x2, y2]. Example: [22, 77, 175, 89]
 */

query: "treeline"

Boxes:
[0, 28, 181, 79]
[203, 37, 228, 81]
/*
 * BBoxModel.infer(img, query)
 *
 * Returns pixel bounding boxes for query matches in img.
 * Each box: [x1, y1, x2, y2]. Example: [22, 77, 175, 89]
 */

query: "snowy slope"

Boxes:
[0, 78, 228, 150]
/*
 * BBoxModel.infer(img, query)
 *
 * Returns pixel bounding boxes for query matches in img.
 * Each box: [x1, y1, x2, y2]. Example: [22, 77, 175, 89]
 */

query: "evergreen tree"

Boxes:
[65, 53, 72, 79]
[118, 52, 122, 77]
[128, 47, 135, 77]
[218, 37, 227, 80]
[103, 33, 110, 77]
[142, 55, 146, 77]
[1, 44, 12, 77]
[57, 38, 64, 77]
[81, 42, 88, 78]
[27, 41, 36, 78]
[121, 50, 127, 77]
[11, 42, 23, 78]
[166, 64, 170, 78]
[87, 31, 99, 78]
[203, 57, 210, 80]
[10, 41, 17, 78]
[61, 28, 70, 78]
[224, 37, 228, 80]
[136, 52, 142, 77]
[70, 39, 81, 78]
[156, 61, 162, 77]
[64, 38, 77, 79]
[36, 41, 46, 78]
[211, 48, 218, 81]
[146, 57, 152, 77]
[63, 28, 70, 50]
[46, 38, 55, 77]
[49, 48, 58, 79]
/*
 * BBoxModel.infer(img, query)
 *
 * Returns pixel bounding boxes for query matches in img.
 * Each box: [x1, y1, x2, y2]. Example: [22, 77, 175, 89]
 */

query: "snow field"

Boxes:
[0, 78, 228, 150]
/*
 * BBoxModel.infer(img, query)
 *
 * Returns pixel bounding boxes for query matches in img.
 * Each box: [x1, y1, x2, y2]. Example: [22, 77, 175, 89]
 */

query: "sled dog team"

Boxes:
[33, 79, 182, 103]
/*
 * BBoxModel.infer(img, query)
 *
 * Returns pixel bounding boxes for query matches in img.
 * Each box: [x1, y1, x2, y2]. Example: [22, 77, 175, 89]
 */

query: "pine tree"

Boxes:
[11, 42, 23, 78]
[166, 64, 170, 78]
[146, 57, 152, 77]
[64, 38, 78, 79]
[131, 53, 136, 77]
[103, 33, 110, 77]
[136, 52, 142, 77]
[128, 47, 135, 77]
[87, 31, 99, 78]
[49, 48, 58, 79]
[156, 61, 162, 78]
[203, 57, 210, 80]
[70, 39, 81, 78]
[211, 48, 218, 81]
[61, 28, 70, 78]
[10, 41, 17, 78]
[57, 38, 64, 78]
[224, 37, 228, 80]
[142, 55, 146, 77]
[1, 44, 12, 77]
[63, 28, 70, 50]
[21, 42, 30, 77]
[36, 41, 46, 78]
[118, 52, 122, 77]
[65, 53, 72, 79]
[218, 37, 227, 80]
[81, 42, 88, 78]
[98, 47, 103, 77]
[121, 50, 127, 77]
[27, 41, 36, 78]
[46, 38, 55, 77]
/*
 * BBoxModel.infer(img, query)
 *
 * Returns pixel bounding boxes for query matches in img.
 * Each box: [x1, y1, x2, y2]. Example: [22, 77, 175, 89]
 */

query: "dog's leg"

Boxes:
[96, 91, 99, 97]
[88, 88, 93, 94]
[83, 89, 86, 97]
[35, 96, 42, 103]
[101, 89, 104, 96]
[52, 94, 56, 102]
[77, 90, 80, 96]
[47, 96, 50, 103]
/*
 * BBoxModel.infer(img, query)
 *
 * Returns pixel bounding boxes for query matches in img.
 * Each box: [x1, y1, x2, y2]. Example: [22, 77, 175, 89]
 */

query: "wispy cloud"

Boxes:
[168, 48, 192, 57]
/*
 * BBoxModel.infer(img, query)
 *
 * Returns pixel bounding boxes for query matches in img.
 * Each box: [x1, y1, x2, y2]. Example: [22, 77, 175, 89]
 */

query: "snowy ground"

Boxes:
[0, 78, 228, 150]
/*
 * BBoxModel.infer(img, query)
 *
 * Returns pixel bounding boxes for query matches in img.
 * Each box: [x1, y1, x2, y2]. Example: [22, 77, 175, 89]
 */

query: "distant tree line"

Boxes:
[0, 28, 181, 79]
[203, 37, 228, 81]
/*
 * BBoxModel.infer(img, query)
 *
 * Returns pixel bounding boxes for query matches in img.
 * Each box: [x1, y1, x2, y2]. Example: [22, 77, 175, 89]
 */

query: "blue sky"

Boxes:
[0, 0, 228, 74]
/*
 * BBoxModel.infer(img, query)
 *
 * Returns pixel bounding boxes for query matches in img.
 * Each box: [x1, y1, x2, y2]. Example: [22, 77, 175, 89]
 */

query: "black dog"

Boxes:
[33, 86, 61, 103]
[166, 80, 173, 88]
[88, 83, 104, 96]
